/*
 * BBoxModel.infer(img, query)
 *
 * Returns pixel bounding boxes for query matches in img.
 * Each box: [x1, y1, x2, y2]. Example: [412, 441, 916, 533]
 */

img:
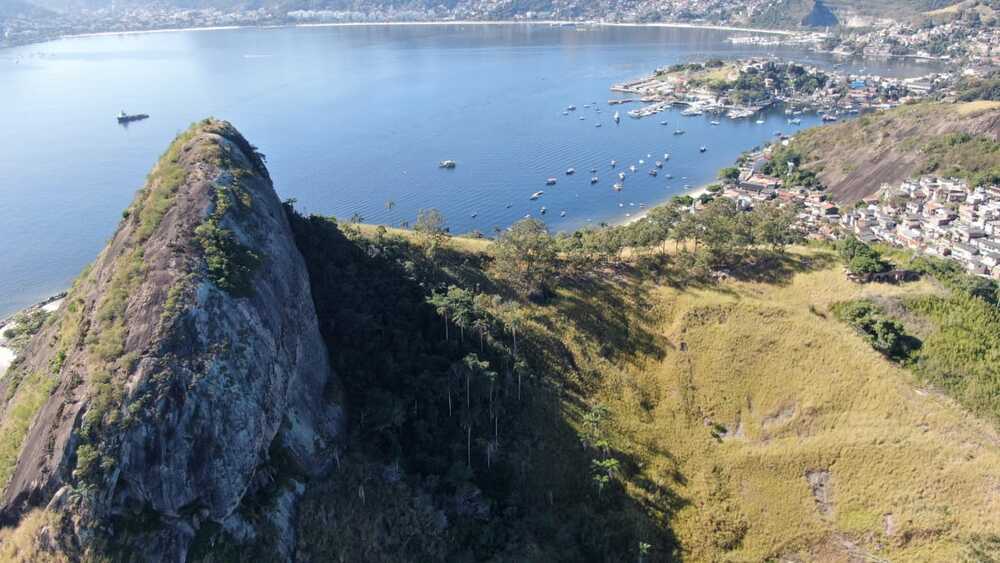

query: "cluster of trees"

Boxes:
[954, 72, 1000, 102]
[720, 62, 831, 106]
[759, 145, 822, 189]
[838, 236, 890, 275]
[920, 131, 1000, 189]
[285, 205, 666, 560]
[909, 254, 999, 305]
[554, 197, 802, 275]
[830, 299, 918, 361]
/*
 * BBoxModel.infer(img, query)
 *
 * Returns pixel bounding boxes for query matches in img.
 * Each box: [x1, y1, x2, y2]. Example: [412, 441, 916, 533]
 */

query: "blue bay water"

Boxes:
[0, 24, 941, 316]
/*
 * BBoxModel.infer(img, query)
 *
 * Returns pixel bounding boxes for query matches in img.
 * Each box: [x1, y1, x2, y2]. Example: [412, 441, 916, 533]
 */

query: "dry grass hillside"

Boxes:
[514, 243, 1000, 561]
[791, 102, 1000, 204]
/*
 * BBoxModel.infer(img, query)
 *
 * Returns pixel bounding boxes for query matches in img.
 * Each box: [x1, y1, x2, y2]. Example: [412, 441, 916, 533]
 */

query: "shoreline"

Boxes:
[24, 19, 795, 48]
[0, 292, 65, 377]
[618, 183, 711, 227]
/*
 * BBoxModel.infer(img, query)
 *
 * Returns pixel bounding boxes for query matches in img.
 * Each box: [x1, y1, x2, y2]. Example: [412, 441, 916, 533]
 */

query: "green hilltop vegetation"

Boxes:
[783, 100, 1000, 203]
[1, 122, 999, 561]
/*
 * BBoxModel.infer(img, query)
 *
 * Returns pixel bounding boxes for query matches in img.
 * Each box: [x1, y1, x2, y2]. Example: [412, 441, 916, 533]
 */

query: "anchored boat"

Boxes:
[116, 110, 149, 124]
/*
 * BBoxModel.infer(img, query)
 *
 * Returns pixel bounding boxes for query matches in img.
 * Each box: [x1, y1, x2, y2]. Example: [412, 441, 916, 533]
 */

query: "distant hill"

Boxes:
[0, 0, 53, 19]
[25, 0, 964, 28]
[790, 101, 1000, 204]
[752, 0, 960, 27]
[801, 0, 838, 26]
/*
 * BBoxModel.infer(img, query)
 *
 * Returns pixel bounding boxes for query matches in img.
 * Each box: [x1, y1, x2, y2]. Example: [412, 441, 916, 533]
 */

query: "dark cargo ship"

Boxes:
[116, 110, 149, 123]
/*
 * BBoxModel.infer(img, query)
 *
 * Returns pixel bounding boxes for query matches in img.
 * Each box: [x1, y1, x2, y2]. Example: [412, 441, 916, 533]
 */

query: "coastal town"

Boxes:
[609, 58, 947, 122]
[709, 147, 1000, 280]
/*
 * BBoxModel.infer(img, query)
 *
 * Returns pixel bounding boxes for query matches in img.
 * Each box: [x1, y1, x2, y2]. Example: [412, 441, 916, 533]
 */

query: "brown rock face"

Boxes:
[0, 119, 342, 560]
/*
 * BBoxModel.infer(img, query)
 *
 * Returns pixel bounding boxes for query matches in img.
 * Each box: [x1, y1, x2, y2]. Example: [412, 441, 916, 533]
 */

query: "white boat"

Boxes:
[649, 169, 658, 177]
[639, 159, 645, 165]
[560, 210, 567, 217]
[788, 118, 801, 125]
[629, 165, 636, 173]
[655, 161, 663, 168]
[610, 159, 617, 167]
[471, 212, 478, 218]
[822, 114, 839, 122]
[590, 176, 599, 184]
[562, 111, 569, 116]
[590, 168, 598, 173]
[660, 120, 668, 125]
[710, 120, 720, 125]
[612, 183, 624, 191]
[673, 129, 685, 135]
[618, 172, 626, 180]
[595, 123, 602, 128]
[613, 111, 620, 123]
[546, 178, 557, 185]
[663, 153, 670, 160]
[530, 191, 544, 200]
[438, 160, 457, 169]
[566, 168, 575, 175]
[700, 146, 707, 152]
[665, 174, 673, 179]
[755, 119, 765, 124]
[540, 206, 547, 215]
[567, 105, 576, 111]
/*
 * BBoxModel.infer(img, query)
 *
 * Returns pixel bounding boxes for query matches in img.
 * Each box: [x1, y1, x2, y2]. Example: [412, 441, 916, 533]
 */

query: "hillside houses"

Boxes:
[841, 177, 1000, 279]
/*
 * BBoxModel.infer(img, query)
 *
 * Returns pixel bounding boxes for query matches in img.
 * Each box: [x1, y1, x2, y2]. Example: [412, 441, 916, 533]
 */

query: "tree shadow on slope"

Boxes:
[725, 249, 837, 286]
[636, 248, 837, 290]
[282, 213, 688, 563]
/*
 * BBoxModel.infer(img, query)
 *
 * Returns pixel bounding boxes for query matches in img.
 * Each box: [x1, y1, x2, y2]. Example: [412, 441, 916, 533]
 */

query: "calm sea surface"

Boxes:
[0, 24, 942, 316]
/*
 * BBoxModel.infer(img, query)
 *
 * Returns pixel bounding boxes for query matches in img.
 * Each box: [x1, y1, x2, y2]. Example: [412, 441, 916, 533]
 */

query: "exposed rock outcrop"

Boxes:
[0, 119, 342, 560]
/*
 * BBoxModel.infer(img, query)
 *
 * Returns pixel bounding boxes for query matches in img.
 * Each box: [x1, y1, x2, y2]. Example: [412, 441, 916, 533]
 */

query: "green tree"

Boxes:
[414, 208, 448, 255]
[717, 166, 740, 182]
[491, 218, 558, 300]
[752, 201, 800, 253]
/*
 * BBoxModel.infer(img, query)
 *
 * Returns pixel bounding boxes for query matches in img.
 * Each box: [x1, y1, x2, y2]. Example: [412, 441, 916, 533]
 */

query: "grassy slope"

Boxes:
[791, 102, 1000, 204]
[498, 241, 999, 560]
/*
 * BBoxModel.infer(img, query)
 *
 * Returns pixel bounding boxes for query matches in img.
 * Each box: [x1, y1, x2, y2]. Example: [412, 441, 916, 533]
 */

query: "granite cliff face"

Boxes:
[0, 119, 342, 560]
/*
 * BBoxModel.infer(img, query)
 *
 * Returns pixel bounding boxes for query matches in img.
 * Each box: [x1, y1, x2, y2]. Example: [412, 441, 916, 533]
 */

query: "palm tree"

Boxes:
[473, 317, 490, 353]
[462, 353, 488, 410]
[428, 291, 450, 341]
[499, 302, 524, 358]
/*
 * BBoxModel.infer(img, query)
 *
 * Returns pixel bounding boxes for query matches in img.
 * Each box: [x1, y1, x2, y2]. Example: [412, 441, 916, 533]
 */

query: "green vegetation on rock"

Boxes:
[196, 186, 261, 297]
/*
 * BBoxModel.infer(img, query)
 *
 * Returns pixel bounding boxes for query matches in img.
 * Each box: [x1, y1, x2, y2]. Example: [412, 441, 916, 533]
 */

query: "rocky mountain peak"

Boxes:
[0, 119, 342, 560]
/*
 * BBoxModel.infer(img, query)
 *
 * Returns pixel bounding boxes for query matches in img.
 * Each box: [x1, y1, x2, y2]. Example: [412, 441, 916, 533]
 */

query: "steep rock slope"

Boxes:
[792, 102, 1000, 204]
[0, 119, 341, 560]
